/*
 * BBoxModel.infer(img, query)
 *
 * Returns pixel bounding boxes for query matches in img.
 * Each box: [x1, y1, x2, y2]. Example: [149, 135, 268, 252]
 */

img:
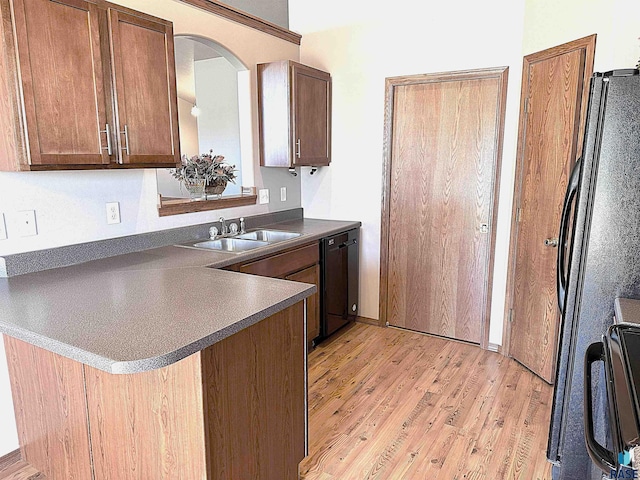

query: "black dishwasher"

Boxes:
[319, 228, 359, 342]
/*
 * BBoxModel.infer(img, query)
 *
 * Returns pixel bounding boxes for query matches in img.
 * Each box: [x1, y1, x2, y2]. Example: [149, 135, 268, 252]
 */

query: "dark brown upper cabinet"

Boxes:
[108, 9, 179, 166]
[0, 0, 180, 171]
[258, 61, 331, 168]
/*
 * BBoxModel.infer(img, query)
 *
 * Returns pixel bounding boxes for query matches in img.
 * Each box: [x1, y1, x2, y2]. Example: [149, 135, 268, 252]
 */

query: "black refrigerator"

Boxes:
[548, 69, 640, 479]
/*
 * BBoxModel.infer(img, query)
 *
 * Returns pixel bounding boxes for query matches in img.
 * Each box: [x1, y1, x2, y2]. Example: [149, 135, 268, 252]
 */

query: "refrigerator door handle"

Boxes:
[557, 156, 582, 313]
[584, 341, 616, 473]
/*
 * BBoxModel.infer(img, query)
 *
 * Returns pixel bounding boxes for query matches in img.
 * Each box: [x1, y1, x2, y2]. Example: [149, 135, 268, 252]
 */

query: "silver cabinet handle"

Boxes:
[479, 223, 489, 233]
[100, 124, 112, 155]
[296, 139, 301, 158]
[121, 125, 130, 155]
[544, 238, 559, 247]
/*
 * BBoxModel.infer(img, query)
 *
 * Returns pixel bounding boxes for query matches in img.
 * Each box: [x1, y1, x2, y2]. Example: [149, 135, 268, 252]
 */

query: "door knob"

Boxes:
[544, 238, 559, 247]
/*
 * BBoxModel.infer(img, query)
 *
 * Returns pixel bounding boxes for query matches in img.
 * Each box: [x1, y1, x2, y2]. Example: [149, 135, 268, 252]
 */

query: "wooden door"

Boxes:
[291, 63, 331, 167]
[11, 0, 111, 167]
[108, 8, 180, 166]
[380, 68, 508, 345]
[507, 36, 595, 383]
[286, 264, 321, 345]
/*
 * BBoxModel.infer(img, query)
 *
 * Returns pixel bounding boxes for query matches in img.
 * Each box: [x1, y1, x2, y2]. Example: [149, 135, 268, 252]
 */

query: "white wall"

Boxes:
[290, 0, 526, 336]
[0, 0, 300, 456]
[522, 0, 640, 70]
[290, 0, 640, 343]
[0, 341, 17, 456]
[195, 57, 243, 195]
[177, 97, 199, 159]
[223, 0, 289, 29]
[0, 0, 300, 258]
[156, 97, 201, 199]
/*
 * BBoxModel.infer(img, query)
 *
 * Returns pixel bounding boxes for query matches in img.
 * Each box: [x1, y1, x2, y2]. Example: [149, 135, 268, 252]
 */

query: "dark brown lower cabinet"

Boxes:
[4, 302, 306, 480]
[234, 242, 321, 348]
[286, 264, 321, 343]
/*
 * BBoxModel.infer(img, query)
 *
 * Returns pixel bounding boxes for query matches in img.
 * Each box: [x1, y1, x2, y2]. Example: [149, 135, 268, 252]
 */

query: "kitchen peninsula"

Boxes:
[0, 215, 361, 479]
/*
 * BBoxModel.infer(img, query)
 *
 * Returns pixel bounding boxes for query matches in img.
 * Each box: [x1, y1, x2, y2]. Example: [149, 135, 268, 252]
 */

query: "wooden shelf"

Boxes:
[158, 192, 257, 216]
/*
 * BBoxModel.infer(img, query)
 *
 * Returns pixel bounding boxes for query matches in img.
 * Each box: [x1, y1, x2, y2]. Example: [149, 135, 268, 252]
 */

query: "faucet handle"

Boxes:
[209, 226, 218, 239]
[229, 223, 238, 234]
[218, 216, 228, 234]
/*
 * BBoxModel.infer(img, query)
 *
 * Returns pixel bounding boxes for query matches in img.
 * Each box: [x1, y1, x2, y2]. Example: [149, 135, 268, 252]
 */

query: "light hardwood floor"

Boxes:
[0, 460, 41, 480]
[300, 322, 553, 480]
[0, 322, 553, 480]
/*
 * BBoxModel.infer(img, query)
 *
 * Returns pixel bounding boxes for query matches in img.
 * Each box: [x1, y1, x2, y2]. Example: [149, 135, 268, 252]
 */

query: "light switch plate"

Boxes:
[0, 213, 6, 240]
[106, 202, 121, 224]
[259, 189, 269, 205]
[17, 210, 37, 237]
[280, 187, 287, 202]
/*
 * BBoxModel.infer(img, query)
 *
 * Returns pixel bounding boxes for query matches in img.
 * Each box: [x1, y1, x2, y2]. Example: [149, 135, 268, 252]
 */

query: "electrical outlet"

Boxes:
[280, 187, 287, 202]
[106, 202, 121, 224]
[17, 210, 37, 237]
[259, 189, 270, 205]
[0, 213, 6, 240]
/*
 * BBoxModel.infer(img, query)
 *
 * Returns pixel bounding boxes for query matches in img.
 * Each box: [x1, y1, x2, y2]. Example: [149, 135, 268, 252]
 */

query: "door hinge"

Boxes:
[508, 309, 514, 323]
[524, 97, 529, 114]
[516, 207, 522, 223]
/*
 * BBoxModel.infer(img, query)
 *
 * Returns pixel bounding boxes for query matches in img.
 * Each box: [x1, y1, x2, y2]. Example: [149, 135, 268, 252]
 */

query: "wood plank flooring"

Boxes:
[0, 322, 553, 480]
[0, 460, 42, 480]
[300, 322, 553, 480]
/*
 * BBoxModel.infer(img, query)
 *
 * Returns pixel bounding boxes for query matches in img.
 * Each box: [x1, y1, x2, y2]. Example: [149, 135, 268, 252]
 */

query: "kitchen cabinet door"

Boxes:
[8, 0, 111, 168]
[258, 60, 331, 168]
[0, 0, 180, 171]
[286, 264, 320, 345]
[233, 241, 321, 346]
[291, 63, 331, 167]
[108, 8, 180, 166]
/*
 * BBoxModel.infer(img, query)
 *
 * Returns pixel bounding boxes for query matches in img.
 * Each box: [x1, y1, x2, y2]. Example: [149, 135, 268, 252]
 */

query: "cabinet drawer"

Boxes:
[240, 243, 319, 278]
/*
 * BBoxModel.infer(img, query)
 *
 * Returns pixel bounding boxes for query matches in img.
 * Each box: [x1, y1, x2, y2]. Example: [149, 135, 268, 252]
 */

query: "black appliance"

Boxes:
[548, 69, 640, 479]
[319, 229, 359, 341]
[585, 321, 640, 477]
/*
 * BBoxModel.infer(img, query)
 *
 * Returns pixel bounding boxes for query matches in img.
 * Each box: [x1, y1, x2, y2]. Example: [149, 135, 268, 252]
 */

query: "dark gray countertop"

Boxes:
[84, 218, 361, 272]
[0, 217, 361, 374]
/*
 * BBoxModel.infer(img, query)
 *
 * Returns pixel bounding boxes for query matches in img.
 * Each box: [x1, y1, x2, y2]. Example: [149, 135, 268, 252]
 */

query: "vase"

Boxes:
[185, 180, 206, 201]
[205, 178, 228, 198]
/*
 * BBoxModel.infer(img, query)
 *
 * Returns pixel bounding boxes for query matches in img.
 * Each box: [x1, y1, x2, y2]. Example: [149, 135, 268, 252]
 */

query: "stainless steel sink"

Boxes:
[189, 238, 270, 253]
[175, 228, 301, 254]
[236, 229, 301, 243]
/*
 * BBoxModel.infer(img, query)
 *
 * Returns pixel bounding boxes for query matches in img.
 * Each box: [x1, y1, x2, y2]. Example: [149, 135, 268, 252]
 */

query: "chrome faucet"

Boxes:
[239, 217, 246, 234]
[219, 216, 228, 235]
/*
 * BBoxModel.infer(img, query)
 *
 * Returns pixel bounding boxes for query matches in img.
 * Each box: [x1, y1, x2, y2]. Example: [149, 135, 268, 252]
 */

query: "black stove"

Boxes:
[585, 322, 640, 477]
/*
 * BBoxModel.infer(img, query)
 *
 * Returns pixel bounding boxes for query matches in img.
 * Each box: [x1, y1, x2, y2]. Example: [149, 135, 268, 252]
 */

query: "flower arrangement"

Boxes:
[171, 150, 237, 186]
[170, 150, 237, 200]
